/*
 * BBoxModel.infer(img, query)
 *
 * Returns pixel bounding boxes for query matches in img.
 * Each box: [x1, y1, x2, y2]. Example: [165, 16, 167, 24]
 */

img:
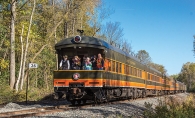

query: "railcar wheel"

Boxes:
[142, 91, 146, 98]
[133, 90, 137, 100]
[82, 100, 86, 104]
[77, 100, 81, 105]
[71, 100, 75, 105]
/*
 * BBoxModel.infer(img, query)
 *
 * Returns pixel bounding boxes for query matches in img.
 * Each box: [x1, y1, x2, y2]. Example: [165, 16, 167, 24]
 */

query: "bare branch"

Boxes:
[31, 44, 47, 62]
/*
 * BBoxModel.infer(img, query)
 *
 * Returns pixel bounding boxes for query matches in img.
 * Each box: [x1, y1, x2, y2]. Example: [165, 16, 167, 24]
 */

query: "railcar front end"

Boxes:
[54, 70, 105, 105]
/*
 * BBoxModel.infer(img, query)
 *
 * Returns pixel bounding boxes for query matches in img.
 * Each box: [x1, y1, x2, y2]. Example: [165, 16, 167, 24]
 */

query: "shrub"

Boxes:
[0, 85, 53, 104]
[144, 94, 195, 118]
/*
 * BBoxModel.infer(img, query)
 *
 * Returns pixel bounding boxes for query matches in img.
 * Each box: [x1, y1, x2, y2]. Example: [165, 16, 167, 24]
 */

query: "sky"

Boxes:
[103, 0, 195, 75]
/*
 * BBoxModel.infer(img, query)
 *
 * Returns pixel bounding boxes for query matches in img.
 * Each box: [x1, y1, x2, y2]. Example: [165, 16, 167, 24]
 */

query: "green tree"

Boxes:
[136, 50, 151, 65]
[149, 62, 167, 74]
[1, 0, 102, 83]
[170, 74, 179, 80]
[0, 0, 111, 102]
[178, 62, 195, 91]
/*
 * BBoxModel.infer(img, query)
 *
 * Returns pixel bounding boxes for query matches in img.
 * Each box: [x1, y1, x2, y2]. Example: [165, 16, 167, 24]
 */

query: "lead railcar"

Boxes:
[53, 35, 185, 105]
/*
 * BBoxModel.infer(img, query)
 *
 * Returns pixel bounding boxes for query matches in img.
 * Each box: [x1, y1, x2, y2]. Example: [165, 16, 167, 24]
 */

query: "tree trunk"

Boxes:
[15, 25, 24, 92]
[10, 0, 16, 89]
[52, 0, 58, 70]
[20, 0, 36, 90]
[44, 63, 49, 90]
[35, 69, 37, 88]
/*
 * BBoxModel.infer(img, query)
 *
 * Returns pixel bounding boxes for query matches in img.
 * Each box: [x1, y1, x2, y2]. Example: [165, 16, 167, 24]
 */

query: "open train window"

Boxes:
[58, 47, 105, 70]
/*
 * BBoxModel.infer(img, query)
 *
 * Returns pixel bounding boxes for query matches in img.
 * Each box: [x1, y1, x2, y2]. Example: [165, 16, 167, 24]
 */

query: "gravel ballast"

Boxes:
[0, 93, 190, 118]
[41, 93, 190, 118]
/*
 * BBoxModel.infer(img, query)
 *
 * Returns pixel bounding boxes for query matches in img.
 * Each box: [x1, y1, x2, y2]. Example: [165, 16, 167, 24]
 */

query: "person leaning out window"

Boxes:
[59, 55, 70, 70]
[96, 53, 104, 70]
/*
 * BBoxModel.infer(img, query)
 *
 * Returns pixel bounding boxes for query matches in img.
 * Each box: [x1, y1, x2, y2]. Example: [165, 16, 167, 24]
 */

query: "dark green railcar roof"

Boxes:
[55, 36, 105, 48]
[55, 36, 139, 60]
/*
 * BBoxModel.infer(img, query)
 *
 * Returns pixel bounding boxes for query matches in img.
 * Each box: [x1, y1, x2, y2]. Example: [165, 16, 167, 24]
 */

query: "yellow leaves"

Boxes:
[4, 40, 10, 47]
[0, 58, 9, 69]
[185, 94, 194, 104]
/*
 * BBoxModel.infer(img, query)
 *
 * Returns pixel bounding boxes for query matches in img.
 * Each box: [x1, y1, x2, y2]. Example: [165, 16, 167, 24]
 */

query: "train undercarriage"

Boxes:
[54, 84, 184, 105]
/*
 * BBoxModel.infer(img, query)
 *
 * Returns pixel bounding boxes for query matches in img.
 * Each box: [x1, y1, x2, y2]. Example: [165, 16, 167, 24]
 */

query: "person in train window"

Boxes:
[84, 57, 92, 70]
[72, 56, 81, 70]
[91, 55, 97, 70]
[96, 53, 104, 70]
[59, 55, 70, 70]
[82, 55, 87, 70]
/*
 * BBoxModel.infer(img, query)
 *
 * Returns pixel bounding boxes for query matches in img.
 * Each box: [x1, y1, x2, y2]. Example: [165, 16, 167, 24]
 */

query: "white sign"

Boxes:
[29, 63, 38, 68]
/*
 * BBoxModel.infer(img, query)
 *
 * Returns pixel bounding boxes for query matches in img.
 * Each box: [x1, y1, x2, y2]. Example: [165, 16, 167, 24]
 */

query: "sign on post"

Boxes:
[29, 63, 38, 68]
[27, 63, 38, 104]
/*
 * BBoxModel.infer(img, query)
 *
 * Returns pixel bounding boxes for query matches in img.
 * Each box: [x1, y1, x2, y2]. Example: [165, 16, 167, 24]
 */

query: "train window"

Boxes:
[131, 67, 134, 75]
[126, 65, 129, 75]
[112, 61, 115, 72]
[148, 73, 150, 80]
[137, 69, 139, 77]
[162, 79, 164, 84]
[124, 64, 126, 74]
[119, 63, 121, 73]
[139, 70, 141, 78]
[116, 62, 118, 72]
[129, 66, 132, 75]
[140, 70, 142, 78]
[108, 59, 111, 71]
[156, 76, 158, 81]
[134, 68, 137, 76]
[137, 70, 140, 77]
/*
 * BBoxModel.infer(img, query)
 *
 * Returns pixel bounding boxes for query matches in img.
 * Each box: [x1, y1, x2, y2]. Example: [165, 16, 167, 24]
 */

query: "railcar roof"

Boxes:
[55, 36, 105, 47]
[55, 36, 139, 60]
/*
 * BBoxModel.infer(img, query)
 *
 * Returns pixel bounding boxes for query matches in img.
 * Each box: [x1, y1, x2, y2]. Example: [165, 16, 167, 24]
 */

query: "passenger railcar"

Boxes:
[53, 35, 186, 105]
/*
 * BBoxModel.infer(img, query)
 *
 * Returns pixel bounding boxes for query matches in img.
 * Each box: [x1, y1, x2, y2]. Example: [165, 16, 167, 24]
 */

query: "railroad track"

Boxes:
[0, 98, 133, 118]
[0, 105, 72, 118]
[0, 94, 180, 118]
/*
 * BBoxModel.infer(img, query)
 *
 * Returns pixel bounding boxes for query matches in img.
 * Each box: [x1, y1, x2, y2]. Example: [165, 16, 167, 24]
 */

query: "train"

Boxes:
[53, 35, 186, 105]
